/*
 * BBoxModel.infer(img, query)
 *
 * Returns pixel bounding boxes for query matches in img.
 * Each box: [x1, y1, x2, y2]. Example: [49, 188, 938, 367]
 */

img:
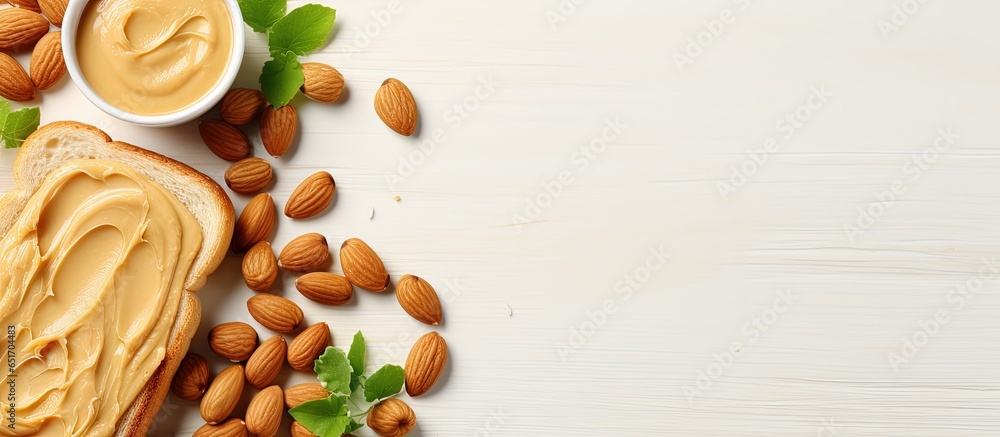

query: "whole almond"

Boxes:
[295, 272, 353, 306]
[226, 158, 273, 194]
[221, 88, 267, 125]
[37, 0, 65, 26]
[404, 332, 447, 397]
[5, 0, 41, 13]
[242, 241, 278, 291]
[246, 385, 284, 437]
[171, 353, 210, 401]
[367, 398, 416, 437]
[200, 364, 244, 424]
[301, 63, 344, 103]
[248, 293, 303, 333]
[232, 193, 276, 253]
[209, 322, 258, 362]
[30, 32, 65, 90]
[246, 335, 287, 389]
[284, 382, 328, 409]
[279, 233, 329, 272]
[285, 171, 335, 219]
[290, 422, 316, 437]
[193, 418, 248, 437]
[374, 78, 418, 136]
[199, 119, 251, 162]
[396, 275, 443, 325]
[0, 52, 35, 102]
[340, 238, 389, 292]
[0, 8, 48, 52]
[260, 105, 297, 157]
[287, 322, 331, 372]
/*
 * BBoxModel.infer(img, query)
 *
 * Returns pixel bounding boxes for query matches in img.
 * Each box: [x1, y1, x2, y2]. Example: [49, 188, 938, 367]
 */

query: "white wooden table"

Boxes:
[4, 1, 1000, 435]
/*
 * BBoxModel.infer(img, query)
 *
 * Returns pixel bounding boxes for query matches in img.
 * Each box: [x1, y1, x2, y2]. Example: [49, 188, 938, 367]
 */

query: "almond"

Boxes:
[0, 8, 47, 52]
[221, 88, 267, 125]
[29, 32, 64, 90]
[374, 78, 418, 136]
[290, 422, 316, 437]
[279, 233, 329, 272]
[295, 272, 353, 306]
[232, 193, 276, 253]
[260, 105, 297, 157]
[5, 0, 41, 13]
[242, 241, 278, 292]
[193, 418, 248, 437]
[285, 171, 335, 219]
[199, 119, 252, 162]
[367, 398, 416, 437]
[170, 353, 210, 401]
[340, 238, 389, 292]
[396, 274, 443, 325]
[225, 157, 272, 194]
[404, 332, 447, 397]
[284, 382, 328, 409]
[209, 322, 258, 362]
[246, 385, 283, 437]
[287, 322, 331, 372]
[200, 364, 244, 424]
[36, 0, 65, 26]
[0, 52, 34, 102]
[301, 63, 344, 103]
[246, 335, 286, 389]
[248, 293, 303, 333]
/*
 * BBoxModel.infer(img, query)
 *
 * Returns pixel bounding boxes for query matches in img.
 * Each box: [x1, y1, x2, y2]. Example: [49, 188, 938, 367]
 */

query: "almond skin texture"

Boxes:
[367, 398, 416, 437]
[30, 32, 65, 90]
[290, 422, 316, 437]
[301, 63, 345, 103]
[193, 418, 249, 437]
[209, 322, 259, 362]
[171, 353, 210, 401]
[279, 233, 329, 272]
[37, 0, 66, 26]
[226, 157, 273, 194]
[374, 78, 418, 136]
[199, 119, 252, 162]
[246, 335, 287, 389]
[232, 193, 276, 253]
[0, 8, 47, 51]
[248, 293, 304, 333]
[200, 364, 245, 424]
[340, 238, 389, 292]
[0, 52, 35, 102]
[396, 274, 444, 325]
[405, 332, 448, 397]
[287, 322, 331, 372]
[246, 385, 284, 437]
[260, 105, 297, 157]
[242, 241, 278, 291]
[284, 382, 328, 409]
[221, 88, 267, 125]
[5, 0, 41, 13]
[295, 272, 353, 306]
[285, 171, 336, 219]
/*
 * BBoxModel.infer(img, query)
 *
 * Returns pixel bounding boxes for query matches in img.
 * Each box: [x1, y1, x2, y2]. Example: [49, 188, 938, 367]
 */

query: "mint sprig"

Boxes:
[347, 330, 365, 392]
[269, 5, 336, 56]
[0, 98, 40, 149]
[315, 346, 352, 396]
[259, 52, 304, 108]
[289, 394, 352, 436]
[237, 0, 285, 33]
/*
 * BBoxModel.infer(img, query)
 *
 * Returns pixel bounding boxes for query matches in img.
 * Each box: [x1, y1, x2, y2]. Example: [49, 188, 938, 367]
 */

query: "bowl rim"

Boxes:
[62, 0, 246, 127]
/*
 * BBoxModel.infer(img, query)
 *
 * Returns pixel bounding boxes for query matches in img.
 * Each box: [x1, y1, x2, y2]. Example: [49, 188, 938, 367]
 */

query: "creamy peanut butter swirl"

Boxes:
[0, 160, 202, 436]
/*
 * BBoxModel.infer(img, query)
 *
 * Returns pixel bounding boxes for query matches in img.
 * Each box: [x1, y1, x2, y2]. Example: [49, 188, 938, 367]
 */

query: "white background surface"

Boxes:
[4, 0, 1000, 435]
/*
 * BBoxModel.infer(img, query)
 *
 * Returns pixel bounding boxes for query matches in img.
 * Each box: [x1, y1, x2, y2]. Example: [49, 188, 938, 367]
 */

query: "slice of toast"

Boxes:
[0, 121, 234, 436]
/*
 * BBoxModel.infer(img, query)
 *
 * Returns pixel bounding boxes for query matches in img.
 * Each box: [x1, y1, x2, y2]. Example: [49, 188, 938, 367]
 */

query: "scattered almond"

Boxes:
[242, 241, 278, 291]
[290, 421, 316, 437]
[285, 171, 336, 219]
[199, 119, 252, 162]
[5, 0, 41, 13]
[193, 418, 248, 437]
[404, 332, 447, 397]
[301, 62, 345, 103]
[284, 382, 328, 409]
[374, 78, 418, 136]
[200, 364, 244, 424]
[340, 238, 389, 292]
[221, 88, 267, 125]
[29, 32, 65, 90]
[396, 274, 443, 325]
[287, 322, 331, 372]
[248, 293, 304, 333]
[260, 104, 297, 157]
[246, 385, 284, 437]
[36, 0, 65, 26]
[225, 157, 273, 194]
[170, 353, 210, 401]
[245, 335, 287, 389]
[0, 52, 34, 102]
[231, 193, 276, 253]
[208, 322, 258, 362]
[279, 233, 329, 272]
[295, 272, 353, 306]
[0, 8, 48, 52]
[367, 398, 416, 437]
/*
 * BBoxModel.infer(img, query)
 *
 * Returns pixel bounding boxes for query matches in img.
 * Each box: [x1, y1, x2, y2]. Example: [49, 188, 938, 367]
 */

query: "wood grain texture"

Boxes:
[4, 1, 1000, 435]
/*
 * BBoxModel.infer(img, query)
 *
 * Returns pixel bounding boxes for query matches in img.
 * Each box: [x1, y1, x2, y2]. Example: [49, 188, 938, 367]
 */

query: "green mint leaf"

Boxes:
[363, 364, 404, 402]
[347, 331, 365, 392]
[315, 346, 352, 395]
[0, 99, 10, 120]
[345, 417, 363, 434]
[289, 394, 352, 437]
[0, 99, 40, 149]
[237, 0, 286, 33]
[268, 4, 336, 56]
[259, 51, 303, 108]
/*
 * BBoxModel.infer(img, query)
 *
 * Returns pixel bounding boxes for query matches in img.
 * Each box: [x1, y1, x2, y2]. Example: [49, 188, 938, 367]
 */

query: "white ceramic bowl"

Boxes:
[62, 0, 245, 127]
